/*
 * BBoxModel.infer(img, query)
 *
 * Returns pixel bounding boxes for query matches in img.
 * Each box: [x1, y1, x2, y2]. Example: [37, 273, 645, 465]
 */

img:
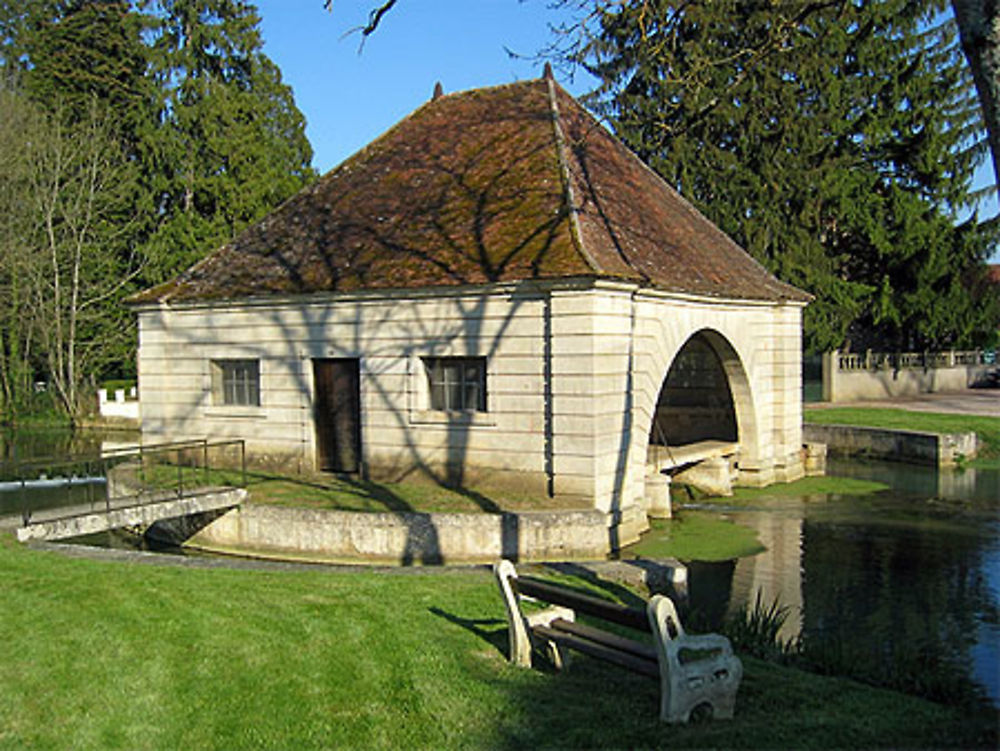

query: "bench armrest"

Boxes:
[494, 559, 532, 666]
[494, 559, 575, 668]
[647, 594, 743, 723]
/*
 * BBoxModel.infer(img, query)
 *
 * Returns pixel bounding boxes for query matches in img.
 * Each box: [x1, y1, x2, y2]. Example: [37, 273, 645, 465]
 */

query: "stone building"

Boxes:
[130, 71, 810, 548]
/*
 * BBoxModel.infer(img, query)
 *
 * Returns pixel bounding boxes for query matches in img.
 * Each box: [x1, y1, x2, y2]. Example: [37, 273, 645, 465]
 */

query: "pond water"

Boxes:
[0, 427, 139, 525]
[655, 457, 1000, 708]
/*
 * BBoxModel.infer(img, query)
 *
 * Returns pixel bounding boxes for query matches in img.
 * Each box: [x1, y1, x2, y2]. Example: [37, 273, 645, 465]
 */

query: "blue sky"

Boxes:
[254, 0, 998, 260]
[254, 0, 592, 173]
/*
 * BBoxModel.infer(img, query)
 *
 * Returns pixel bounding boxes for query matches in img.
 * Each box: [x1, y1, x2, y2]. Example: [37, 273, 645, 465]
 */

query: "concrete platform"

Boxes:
[16, 488, 246, 542]
[647, 441, 739, 471]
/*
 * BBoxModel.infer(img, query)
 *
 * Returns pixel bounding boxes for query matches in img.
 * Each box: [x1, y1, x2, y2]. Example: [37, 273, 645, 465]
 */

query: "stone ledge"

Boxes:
[148, 502, 644, 564]
[802, 423, 976, 468]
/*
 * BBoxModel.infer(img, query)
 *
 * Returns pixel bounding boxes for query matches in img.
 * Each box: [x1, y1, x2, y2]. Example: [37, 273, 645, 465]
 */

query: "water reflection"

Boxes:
[729, 514, 804, 642]
[829, 456, 999, 503]
[0, 427, 140, 469]
[0, 428, 139, 528]
[682, 459, 1000, 706]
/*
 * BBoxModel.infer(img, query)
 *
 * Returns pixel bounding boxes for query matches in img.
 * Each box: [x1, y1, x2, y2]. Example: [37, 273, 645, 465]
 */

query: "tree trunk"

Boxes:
[952, 0, 1000, 187]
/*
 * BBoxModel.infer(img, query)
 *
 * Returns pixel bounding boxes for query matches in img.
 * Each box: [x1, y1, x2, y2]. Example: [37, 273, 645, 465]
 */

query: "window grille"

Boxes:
[212, 359, 260, 406]
[423, 357, 486, 412]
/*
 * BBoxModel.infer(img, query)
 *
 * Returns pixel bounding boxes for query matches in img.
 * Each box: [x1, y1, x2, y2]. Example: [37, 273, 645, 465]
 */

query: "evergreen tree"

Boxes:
[141, 0, 316, 281]
[579, 0, 998, 352]
[17, 1, 152, 123]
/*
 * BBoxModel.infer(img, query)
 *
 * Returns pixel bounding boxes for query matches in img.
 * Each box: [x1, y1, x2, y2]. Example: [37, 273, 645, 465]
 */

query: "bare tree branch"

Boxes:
[325, 0, 398, 37]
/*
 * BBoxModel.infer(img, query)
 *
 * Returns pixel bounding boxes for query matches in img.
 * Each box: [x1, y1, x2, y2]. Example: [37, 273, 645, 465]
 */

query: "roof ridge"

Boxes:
[552, 86, 810, 301]
[546, 77, 601, 276]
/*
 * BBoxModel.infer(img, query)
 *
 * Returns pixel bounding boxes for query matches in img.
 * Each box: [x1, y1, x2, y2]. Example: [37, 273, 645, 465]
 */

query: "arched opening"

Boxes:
[650, 332, 738, 448]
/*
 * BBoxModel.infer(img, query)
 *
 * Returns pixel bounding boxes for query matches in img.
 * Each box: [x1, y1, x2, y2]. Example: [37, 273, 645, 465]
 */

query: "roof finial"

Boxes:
[542, 62, 554, 81]
[432, 81, 444, 100]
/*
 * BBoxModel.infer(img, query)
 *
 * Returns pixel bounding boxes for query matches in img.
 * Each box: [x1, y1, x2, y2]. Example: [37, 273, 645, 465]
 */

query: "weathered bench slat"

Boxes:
[532, 623, 661, 679]
[514, 576, 650, 632]
[547, 618, 658, 663]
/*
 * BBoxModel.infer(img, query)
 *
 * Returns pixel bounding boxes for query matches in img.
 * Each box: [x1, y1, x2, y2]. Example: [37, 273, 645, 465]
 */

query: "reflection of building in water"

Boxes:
[827, 457, 996, 503]
[729, 512, 804, 642]
[936, 468, 978, 500]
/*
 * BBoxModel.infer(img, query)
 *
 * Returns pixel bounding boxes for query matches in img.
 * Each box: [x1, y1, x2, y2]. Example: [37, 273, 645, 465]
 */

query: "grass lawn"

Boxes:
[803, 407, 1000, 460]
[0, 535, 995, 750]
[148, 464, 581, 514]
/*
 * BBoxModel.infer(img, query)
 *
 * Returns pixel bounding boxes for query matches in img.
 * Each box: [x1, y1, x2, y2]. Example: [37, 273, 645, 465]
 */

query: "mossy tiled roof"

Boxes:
[132, 77, 809, 305]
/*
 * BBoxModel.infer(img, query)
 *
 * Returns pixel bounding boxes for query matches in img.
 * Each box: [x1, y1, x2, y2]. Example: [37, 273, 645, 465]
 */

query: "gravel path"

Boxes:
[807, 388, 999, 417]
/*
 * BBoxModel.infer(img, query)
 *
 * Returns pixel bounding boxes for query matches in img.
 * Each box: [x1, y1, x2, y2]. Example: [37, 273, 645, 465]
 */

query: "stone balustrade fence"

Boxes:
[822, 349, 996, 402]
[97, 387, 140, 420]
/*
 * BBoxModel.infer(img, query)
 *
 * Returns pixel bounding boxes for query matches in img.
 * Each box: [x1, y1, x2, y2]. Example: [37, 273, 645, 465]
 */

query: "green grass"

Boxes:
[100, 379, 137, 393]
[0, 535, 994, 750]
[623, 511, 766, 562]
[144, 463, 579, 514]
[727, 474, 889, 502]
[1, 408, 71, 430]
[804, 407, 1000, 460]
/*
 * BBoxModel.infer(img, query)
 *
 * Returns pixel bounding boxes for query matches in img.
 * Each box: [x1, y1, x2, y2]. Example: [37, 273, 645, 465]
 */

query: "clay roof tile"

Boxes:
[130, 78, 809, 305]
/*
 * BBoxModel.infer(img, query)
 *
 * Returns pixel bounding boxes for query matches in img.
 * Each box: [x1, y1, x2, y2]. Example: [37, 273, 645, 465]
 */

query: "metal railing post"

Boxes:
[20, 476, 28, 526]
[103, 455, 111, 511]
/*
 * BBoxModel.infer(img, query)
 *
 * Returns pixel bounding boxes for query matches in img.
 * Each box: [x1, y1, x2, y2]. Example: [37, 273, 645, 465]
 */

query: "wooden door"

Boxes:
[313, 359, 361, 473]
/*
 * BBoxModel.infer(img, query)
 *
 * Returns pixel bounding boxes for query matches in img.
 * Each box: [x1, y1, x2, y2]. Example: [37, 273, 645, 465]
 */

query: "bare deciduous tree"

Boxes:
[0, 83, 144, 420]
[0, 77, 42, 416]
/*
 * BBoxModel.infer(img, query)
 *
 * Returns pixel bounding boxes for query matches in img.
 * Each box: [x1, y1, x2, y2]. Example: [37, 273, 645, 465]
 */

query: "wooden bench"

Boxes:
[494, 559, 742, 723]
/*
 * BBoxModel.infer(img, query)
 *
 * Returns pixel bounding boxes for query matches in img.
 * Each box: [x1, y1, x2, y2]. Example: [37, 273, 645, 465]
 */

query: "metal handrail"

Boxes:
[0, 438, 212, 474]
[4, 439, 246, 528]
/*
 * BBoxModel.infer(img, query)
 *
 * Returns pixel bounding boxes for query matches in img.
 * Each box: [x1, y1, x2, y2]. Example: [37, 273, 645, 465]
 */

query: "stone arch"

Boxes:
[698, 329, 760, 467]
[651, 332, 737, 446]
[654, 329, 758, 457]
[636, 327, 761, 501]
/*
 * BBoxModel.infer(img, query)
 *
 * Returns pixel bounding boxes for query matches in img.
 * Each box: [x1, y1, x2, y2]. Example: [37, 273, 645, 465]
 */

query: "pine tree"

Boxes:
[580, 0, 998, 352]
[141, 0, 316, 281]
[17, 1, 152, 122]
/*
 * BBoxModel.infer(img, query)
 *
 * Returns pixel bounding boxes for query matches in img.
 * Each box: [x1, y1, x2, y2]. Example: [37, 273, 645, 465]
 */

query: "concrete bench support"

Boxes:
[648, 595, 742, 722]
[494, 559, 742, 723]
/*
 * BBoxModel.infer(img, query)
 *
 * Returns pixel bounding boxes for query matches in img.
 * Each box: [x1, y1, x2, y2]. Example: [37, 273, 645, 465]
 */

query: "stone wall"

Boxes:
[136, 278, 807, 524]
[148, 503, 613, 564]
[802, 423, 977, 467]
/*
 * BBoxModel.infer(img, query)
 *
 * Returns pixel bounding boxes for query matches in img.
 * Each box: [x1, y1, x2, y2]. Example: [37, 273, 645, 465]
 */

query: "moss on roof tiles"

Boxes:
[130, 78, 809, 306]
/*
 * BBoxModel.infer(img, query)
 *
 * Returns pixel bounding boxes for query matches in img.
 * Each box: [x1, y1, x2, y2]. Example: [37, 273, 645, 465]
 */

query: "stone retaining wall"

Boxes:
[802, 423, 977, 467]
[149, 503, 619, 564]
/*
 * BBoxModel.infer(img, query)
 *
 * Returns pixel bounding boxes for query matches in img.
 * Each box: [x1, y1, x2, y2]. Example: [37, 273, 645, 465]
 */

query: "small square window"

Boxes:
[423, 357, 486, 412]
[212, 359, 260, 407]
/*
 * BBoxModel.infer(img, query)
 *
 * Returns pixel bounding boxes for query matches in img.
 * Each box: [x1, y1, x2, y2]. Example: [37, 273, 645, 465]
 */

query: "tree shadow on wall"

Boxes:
[144, 88, 658, 567]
